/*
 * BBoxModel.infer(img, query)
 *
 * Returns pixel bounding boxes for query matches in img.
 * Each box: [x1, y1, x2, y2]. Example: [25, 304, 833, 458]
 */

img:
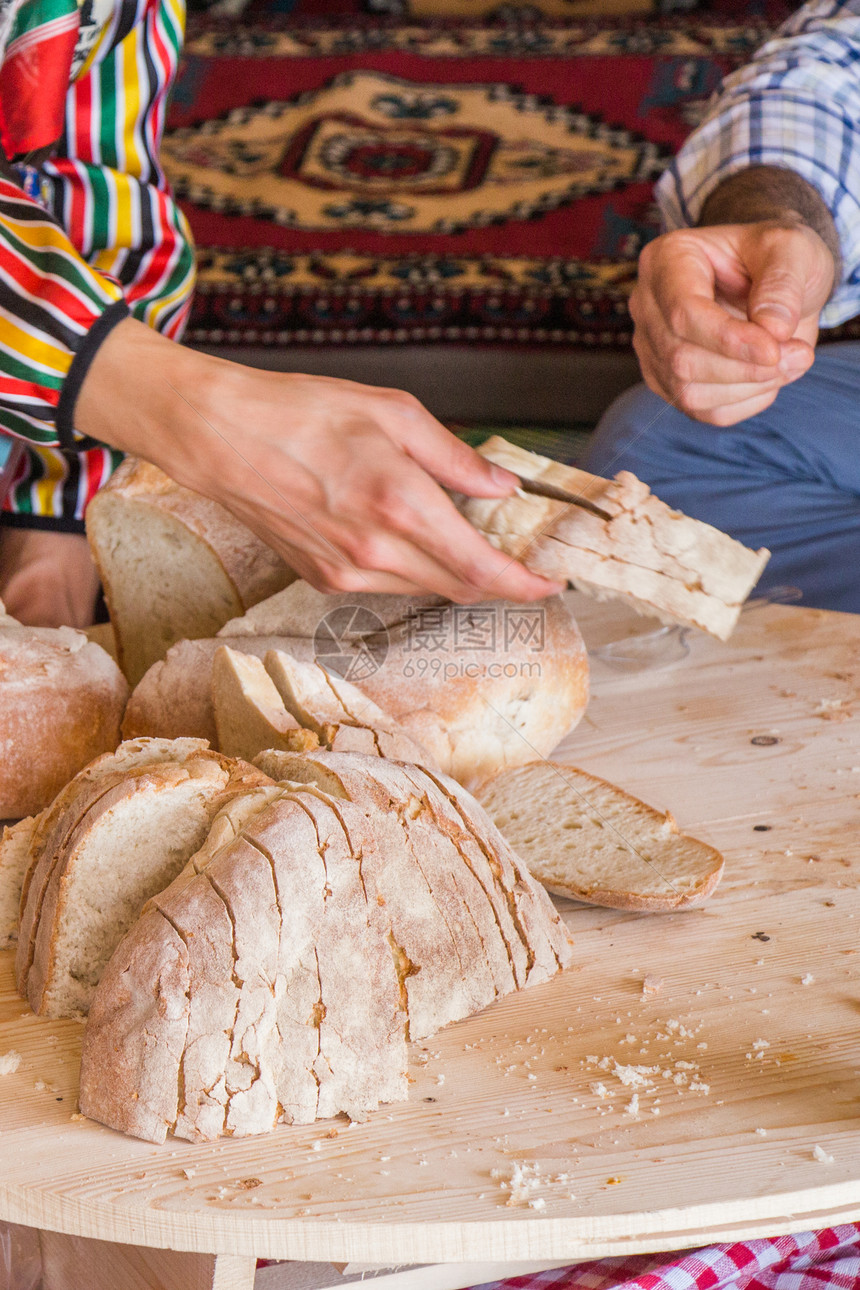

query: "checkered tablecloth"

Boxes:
[471, 1227, 860, 1290]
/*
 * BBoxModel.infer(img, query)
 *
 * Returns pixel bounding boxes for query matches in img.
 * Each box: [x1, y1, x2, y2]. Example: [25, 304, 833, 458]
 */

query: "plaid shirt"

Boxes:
[656, 0, 860, 330]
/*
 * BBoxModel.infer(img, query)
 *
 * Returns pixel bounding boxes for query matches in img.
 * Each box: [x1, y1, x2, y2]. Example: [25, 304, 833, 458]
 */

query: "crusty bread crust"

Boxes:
[0, 626, 128, 819]
[79, 907, 191, 1144]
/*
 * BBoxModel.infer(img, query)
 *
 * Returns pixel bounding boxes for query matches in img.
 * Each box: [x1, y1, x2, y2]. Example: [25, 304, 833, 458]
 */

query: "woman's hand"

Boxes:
[77, 319, 563, 604]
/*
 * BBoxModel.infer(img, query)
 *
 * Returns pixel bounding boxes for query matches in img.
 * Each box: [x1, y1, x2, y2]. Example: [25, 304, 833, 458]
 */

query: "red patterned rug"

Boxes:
[171, 5, 797, 350]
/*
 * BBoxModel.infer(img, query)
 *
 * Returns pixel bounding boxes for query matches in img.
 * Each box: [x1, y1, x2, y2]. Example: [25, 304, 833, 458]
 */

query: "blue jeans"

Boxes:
[582, 342, 860, 613]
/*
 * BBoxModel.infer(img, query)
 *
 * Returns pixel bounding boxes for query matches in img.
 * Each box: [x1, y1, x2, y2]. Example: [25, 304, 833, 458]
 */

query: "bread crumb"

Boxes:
[70, 1112, 86, 1122]
[641, 976, 663, 997]
[625, 1094, 640, 1117]
[801, 973, 815, 985]
[494, 1161, 543, 1208]
[613, 1062, 658, 1088]
[813, 1144, 834, 1164]
[755, 1128, 767, 1137]
[0, 1051, 21, 1076]
[182, 1168, 197, 1179]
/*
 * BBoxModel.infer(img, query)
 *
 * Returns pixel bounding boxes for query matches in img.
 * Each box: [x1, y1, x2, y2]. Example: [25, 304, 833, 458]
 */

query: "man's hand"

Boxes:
[630, 217, 836, 426]
[77, 319, 563, 605]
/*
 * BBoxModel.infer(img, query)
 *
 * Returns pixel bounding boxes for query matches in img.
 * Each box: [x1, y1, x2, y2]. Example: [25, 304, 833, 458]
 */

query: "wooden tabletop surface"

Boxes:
[2, 595, 859, 1265]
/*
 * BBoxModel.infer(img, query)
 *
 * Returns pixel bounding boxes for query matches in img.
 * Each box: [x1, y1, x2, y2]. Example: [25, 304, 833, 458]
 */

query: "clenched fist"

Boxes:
[630, 216, 836, 426]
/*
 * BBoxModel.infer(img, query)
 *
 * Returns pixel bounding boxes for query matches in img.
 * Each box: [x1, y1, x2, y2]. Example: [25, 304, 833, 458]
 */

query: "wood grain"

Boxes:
[1, 598, 860, 1265]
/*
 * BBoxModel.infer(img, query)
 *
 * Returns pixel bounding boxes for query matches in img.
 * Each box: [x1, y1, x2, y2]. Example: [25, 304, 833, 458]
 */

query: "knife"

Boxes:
[514, 473, 613, 522]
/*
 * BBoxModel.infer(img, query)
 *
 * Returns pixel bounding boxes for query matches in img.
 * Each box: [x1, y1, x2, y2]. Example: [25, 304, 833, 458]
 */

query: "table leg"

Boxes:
[39, 1230, 257, 1290]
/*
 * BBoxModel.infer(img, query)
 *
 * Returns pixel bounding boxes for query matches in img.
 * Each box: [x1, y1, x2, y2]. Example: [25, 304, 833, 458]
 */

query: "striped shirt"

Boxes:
[1, 0, 194, 526]
[657, 0, 860, 331]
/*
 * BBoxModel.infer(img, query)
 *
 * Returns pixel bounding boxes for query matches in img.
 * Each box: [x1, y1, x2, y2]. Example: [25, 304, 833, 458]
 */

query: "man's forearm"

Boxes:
[698, 166, 842, 286]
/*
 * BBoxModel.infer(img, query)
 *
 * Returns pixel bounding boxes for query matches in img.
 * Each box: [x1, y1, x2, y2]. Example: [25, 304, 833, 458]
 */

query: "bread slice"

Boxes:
[475, 761, 724, 911]
[86, 457, 295, 686]
[0, 817, 36, 947]
[263, 649, 436, 766]
[16, 737, 221, 996]
[17, 740, 274, 1018]
[212, 646, 319, 762]
[26, 760, 232, 1018]
[459, 437, 770, 641]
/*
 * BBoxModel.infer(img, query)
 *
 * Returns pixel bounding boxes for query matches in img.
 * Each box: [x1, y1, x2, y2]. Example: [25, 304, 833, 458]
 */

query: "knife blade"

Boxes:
[514, 473, 613, 521]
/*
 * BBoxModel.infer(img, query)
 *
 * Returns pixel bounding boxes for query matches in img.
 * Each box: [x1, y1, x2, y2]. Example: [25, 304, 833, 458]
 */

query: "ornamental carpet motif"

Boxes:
[172, 5, 798, 349]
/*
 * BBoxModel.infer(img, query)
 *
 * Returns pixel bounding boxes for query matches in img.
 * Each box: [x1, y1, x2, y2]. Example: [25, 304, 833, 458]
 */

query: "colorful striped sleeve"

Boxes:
[46, 0, 196, 343]
[0, 177, 127, 450]
[3, 0, 196, 525]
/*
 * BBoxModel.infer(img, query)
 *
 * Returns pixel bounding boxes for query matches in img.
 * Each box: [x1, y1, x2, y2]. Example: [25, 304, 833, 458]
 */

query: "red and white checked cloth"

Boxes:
[471, 1227, 860, 1290]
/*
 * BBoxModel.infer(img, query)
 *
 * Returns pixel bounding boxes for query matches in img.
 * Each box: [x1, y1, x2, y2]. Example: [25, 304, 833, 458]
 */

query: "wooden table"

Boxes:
[2, 596, 860, 1290]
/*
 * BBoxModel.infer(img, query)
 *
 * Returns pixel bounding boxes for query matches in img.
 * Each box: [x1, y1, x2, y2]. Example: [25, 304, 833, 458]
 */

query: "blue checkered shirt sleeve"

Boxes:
[655, 0, 860, 327]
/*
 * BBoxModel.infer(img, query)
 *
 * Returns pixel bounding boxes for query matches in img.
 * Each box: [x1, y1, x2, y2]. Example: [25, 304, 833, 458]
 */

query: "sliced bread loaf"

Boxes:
[86, 457, 295, 686]
[475, 760, 724, 911]
[459, 437, 770, 640]
[80, 749, 572, 1142]
[123, 583, 589, 787]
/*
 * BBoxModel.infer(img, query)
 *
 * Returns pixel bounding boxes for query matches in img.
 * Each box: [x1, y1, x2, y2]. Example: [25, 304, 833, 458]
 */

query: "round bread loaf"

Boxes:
[123, 585, 589, 786]
[0, 625, 128, 818]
